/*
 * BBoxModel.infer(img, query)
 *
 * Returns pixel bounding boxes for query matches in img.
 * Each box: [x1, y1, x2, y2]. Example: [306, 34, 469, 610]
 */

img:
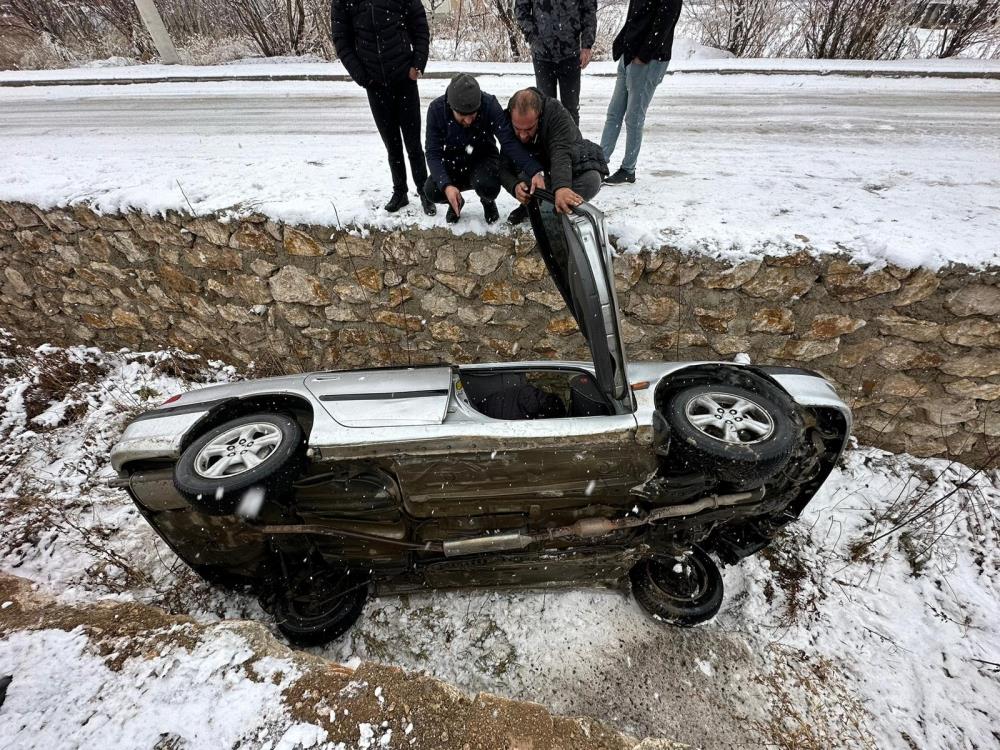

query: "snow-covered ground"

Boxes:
[1, 339, 999, 749]
[1, 67, 999, 269]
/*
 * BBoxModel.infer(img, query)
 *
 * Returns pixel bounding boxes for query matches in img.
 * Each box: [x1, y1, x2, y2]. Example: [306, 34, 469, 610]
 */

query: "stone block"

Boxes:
[943, 380, 1000, 400]
[698, 260, 761, 289]
[284, 227, 326, 256]
[946, 284, 1000, 318]
[749, 308, 794, 334]
[269, 267, 331, 306]
[184, 216, 231, 246]
[625, 293, 678, 325]
[942, 319, 1000, 348]
[893, 269, 939, 307]
[481, 282, 524, 306]
[513, 255, 546, 283]
[467, 244, 508, 276]
[940, 352, 1000, 378]
[184, 239, 242, 270]
[741, 267, 813, 301]
[229, 223, 276, 253]
[825, 261, 900, 302]
[876, 313, 939, 343]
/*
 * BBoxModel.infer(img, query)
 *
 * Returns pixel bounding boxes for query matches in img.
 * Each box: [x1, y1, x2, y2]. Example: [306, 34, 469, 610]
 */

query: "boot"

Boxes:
[603, 168, 636, 185]
[507, 204, 529, 226]
[419, 188, 437, 216]
[384, 190, 409, 212]
[482, 199, 500, 225]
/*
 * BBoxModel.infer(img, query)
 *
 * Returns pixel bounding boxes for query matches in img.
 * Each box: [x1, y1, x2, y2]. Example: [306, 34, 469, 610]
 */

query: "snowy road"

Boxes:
[2, 72, 999, 267]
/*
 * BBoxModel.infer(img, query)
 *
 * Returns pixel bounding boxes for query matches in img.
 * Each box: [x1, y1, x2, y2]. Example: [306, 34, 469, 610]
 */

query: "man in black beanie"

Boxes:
[332, 0, 436, 215]
[425, 74, 546, 224]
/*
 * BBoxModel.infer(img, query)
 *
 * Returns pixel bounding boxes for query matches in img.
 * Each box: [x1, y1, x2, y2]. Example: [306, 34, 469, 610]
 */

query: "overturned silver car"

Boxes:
[111, 193, 851, 645]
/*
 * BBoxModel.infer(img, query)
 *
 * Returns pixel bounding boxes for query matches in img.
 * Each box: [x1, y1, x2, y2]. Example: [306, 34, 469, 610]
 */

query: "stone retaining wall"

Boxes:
[1, 201, 998, 467]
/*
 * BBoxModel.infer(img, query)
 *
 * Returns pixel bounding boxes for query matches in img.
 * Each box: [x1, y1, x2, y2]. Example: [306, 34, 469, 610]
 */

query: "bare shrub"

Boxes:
[440, 0, 530, 61]
[793, 0, 911, 59]
[913, 0, 1000, 58]
[687, 0, 796, 57]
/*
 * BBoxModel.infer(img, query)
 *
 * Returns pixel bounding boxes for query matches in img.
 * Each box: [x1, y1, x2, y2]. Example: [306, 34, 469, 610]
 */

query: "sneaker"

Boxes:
[604, 168, 636, 185]
[419, 188, 437, 216]
[384, 190, 409, 212]
[482, 199, 500, 225]
[507, 204, 528, 225]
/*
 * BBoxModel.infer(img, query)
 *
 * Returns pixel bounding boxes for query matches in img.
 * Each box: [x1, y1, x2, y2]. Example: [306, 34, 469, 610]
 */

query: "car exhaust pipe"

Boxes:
[441, 491, 762, 558]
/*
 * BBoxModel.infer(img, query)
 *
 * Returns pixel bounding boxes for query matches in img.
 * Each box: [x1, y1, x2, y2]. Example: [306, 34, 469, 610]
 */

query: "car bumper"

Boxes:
[110, 409, 209, 472]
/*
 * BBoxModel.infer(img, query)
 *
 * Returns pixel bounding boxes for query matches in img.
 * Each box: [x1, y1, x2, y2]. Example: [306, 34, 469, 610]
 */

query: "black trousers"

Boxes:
[533, 55, 582, 125]
[423, 156, 502, 203]
[366, 78, 428, 193]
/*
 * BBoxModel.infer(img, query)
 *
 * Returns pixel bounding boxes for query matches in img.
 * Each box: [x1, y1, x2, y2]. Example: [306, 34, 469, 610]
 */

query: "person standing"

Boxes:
[515, 0, 596, 126]
[424, 74, 545, 225]
[600, 0, 683, 185]
[331, 0, 436, 214]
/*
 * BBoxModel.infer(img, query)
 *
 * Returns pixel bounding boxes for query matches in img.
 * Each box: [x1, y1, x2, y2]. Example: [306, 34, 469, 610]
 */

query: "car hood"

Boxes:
[529, 191, 631, 412]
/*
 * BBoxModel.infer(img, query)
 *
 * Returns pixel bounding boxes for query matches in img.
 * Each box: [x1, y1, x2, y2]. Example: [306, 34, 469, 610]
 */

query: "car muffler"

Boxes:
[441, 491, 761, 558]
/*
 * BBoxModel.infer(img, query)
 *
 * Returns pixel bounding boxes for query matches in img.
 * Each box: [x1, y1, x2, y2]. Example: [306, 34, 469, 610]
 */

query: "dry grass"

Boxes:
[755, 644, 878, 750]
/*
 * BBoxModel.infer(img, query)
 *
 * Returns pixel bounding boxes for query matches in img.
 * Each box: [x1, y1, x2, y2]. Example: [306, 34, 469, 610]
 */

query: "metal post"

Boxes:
[133, 0, 181, 65]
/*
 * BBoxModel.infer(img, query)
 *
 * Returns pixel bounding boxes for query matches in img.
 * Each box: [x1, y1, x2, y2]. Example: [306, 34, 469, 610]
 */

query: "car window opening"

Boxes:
[458, 368, 613, 420]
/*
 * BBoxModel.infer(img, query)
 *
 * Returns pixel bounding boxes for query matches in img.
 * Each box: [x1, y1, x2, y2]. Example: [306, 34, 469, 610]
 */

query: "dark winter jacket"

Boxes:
[331, 0, 429, 87]
[425, 92, 545, 192]
[612, 0, 683, 64]
[499, 90, 607, 194]
[515, 0, 597, 62]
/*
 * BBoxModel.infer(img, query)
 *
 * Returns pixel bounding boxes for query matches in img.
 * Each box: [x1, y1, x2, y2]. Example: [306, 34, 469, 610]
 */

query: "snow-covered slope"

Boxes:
[1, 337, 998, 749]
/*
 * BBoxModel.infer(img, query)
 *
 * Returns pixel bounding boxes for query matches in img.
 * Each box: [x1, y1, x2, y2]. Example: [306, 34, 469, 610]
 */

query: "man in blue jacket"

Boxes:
[600, 0, 683, 185]
[425, 74, 546, 224]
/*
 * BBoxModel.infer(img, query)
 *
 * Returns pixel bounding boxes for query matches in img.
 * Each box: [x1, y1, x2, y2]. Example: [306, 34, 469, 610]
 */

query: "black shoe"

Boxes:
[604, 168, 636, 185]
[483, 199, 500, 225]
[446, 205, 460, 224]
[384, 190, 409, 212]
[507, 204, 528, 225]
[419, 189, 437, 216]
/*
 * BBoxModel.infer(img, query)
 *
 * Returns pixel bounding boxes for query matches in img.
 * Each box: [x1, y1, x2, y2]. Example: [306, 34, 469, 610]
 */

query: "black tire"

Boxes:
[173, 412, 304, 515]
[268, 566, 370, 647]
[662, 381, 801, 488]
[630, 547, 724, 627]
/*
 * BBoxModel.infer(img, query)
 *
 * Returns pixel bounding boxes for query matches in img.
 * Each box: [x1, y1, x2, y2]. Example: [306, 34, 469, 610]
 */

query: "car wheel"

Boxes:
[662, 381, 800, 487]
[268, 566, 370, 647]
[173, 412, 304, 515]
[630, 547, 723, 627]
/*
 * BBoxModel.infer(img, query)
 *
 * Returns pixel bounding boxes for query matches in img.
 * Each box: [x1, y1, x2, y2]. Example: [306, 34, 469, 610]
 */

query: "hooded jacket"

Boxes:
[515, 0, 597, 63]
[331, 0, 429, 87]
[612, 0, 683, 64]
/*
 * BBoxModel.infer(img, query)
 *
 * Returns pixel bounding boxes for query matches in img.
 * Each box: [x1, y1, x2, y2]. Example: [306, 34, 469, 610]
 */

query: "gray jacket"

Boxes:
[515, 0, 597, 63]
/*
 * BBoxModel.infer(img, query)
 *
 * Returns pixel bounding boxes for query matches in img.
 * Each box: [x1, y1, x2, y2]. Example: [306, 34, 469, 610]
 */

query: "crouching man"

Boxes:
[425, 74, 546, 224]
[500, 87, 608, 224]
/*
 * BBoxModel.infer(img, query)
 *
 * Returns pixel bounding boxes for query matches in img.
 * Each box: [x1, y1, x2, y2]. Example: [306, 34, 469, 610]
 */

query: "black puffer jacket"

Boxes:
[612, 0, 683, 63]
[331, 0, 430, 88]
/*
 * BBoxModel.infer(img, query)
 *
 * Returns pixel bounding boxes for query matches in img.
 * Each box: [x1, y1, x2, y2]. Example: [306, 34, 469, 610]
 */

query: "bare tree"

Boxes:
[687, 0, 794, 57]
[794, 0, 911, 60]
[231, 0, 307, 56]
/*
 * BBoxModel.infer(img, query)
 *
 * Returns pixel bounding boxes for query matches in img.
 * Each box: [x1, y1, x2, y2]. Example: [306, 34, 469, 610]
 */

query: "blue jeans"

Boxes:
[600, 58, 669, 173]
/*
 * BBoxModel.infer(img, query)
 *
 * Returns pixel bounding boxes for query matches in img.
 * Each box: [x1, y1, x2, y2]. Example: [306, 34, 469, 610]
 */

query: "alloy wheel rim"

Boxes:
[193, 422, 283, 479]
[684, 392, 775, 445]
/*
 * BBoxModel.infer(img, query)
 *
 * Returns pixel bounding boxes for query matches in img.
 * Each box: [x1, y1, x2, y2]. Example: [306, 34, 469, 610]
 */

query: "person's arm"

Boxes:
[425, 102, 451, 191]
[499, 154, 523, 196]
[407, 0, 430, 73]
[545, 108, 576, 192]
[636, 0, 682, 63]
[486, 97, 544, 179]
[579, 0, 597, 51]
[515, 0, 537, 44]
[330, 0, 370, 87]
